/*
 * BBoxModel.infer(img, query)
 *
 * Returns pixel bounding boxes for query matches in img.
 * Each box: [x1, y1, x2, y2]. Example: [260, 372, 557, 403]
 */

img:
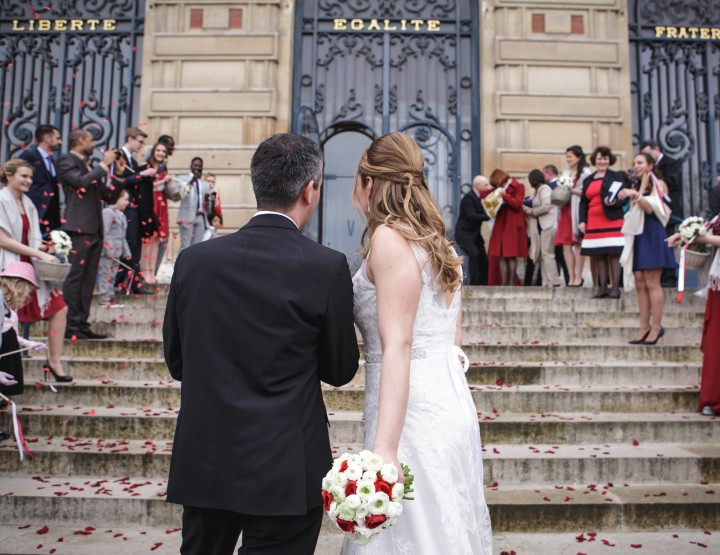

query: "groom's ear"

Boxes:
[301, 179, 316, 206]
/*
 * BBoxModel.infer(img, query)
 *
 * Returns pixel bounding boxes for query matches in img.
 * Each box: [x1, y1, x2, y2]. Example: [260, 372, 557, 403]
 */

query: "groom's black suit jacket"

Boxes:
[163, 213, 359, 516]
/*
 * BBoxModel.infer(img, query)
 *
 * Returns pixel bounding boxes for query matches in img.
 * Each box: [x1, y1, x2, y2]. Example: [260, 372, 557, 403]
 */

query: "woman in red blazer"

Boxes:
[482, 169, 528, 285]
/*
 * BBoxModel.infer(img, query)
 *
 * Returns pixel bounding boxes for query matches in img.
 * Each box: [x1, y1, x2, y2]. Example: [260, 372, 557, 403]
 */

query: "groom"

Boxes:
[163, 133, 360, 554]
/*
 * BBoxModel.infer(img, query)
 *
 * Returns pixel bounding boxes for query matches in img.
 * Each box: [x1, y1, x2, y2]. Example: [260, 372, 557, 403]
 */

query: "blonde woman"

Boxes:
[342, 132, 492, 554]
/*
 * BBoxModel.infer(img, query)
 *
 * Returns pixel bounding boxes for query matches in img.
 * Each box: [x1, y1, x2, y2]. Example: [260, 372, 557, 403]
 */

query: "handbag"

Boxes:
[481, 187, 504, 219]
[550, 186, 571, 207]
[165, 177, 185, 202]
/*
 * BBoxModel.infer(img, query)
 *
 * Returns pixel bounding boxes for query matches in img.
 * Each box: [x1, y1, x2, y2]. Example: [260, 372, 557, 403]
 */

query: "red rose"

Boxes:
[345, 480, 357, 497]
[339, 460, 349, 472]
[365, 514, 387, 529]
[321, 490, 333, 511]
[374, 478, 392, 497]
[336, 518, 356, 532]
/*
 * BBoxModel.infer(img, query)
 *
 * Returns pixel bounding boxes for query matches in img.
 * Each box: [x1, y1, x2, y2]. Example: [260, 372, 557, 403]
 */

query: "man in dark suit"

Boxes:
[56, 130, 117, 340]
[455, 175, 491, 285]
[18, 124, 62, 234]
[641, 140, 682, 286]
[163, 133, 359, 555]
[112, 127, 156, 292]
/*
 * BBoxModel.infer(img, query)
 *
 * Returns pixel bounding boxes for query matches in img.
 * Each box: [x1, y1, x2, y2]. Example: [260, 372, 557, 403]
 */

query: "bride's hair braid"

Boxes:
[353, 132, 462, 292]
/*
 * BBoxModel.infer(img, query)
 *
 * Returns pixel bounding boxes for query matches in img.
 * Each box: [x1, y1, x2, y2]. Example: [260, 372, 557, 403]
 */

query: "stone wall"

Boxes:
[480, 0, 634, 180]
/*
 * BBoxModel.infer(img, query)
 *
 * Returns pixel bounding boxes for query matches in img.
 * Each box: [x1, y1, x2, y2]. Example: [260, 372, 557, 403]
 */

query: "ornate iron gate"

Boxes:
[0, 1, 145, 161]
[292, 0, 480, 253]
[629, 0, 720, 217]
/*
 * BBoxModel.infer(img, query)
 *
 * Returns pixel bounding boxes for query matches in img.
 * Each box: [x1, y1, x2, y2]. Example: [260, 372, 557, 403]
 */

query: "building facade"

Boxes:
[1, 0, 718, 266]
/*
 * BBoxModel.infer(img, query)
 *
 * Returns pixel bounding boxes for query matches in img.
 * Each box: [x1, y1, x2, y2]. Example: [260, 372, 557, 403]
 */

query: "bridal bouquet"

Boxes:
[678, 216, 707, 244]
[321, 450, 414, 546]
[49, 230, 72, 262]
[557, 175, 574, 189]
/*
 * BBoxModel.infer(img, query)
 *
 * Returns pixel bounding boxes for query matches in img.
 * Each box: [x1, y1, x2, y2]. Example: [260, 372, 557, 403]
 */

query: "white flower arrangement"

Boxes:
[322, 450, 415, 546]
[678, 216, 707, 244]
[49, 230, 73, 261]
[557, 175, 574, 189]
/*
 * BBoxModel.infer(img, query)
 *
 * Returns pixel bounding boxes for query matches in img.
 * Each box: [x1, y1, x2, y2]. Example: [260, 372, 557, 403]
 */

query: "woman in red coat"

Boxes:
[482, 169, 528, 285]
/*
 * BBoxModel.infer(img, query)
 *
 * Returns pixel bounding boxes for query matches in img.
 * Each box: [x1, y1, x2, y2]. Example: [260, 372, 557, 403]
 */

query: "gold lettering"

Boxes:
[654, 26, 666, 38]
[666, 26, 677, 38]
[410, 19, 423, 31]
[12, 20, 25, 31]
[38, 19, 51, 31]
[334, 18, 347, 30]
[400, 19, 407, 30]
[54, 19, 67, 31]
[689, 27, 699, 38]
[103, 19, 116, 30]
[70, 19, 83, 30]
[28, 19, 35, 30]
[383, 19, 397, 31]
[87, 19, 100, 30]
[350, 18, 363, 30]
[367, 18, 381, 31]
[712, 29, 720, 40]
[700, 28, 710, 39]
[677, 26, 688, 38]
[427, 19, 440, 32]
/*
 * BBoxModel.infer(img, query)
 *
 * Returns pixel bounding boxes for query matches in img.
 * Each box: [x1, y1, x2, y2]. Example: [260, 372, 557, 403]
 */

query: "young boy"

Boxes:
[98, 190, 131, 308]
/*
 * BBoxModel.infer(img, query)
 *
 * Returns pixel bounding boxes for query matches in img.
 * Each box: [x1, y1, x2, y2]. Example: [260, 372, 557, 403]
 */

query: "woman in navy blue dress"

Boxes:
[620, 153, 677, 344]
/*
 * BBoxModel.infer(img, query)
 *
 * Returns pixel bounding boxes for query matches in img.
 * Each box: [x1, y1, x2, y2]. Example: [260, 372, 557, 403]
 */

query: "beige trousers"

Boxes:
[540, 226, 561, 287]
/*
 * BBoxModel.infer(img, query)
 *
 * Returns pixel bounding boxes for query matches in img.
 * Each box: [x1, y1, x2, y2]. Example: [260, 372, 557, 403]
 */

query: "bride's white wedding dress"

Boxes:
[341, 244, 492, 555]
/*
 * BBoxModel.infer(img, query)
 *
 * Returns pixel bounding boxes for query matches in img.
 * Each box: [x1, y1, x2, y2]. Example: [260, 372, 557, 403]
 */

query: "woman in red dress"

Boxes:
[482, 169, 528, 285]
[578, 146, 628, 299]
[670, 218, 720, 415]
[0, 159, 71, 381]
[141, 143, 171, 284]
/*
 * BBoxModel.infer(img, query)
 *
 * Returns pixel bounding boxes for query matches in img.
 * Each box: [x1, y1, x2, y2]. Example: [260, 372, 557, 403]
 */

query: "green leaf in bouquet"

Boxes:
[401, 463, 415, 501]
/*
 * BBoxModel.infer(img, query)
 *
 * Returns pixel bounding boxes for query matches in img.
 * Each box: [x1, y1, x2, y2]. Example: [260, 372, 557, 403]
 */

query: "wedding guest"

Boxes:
[204, 172, 223, 219]
[482, 169, 528, 285]
[177, 157, 211, 251]
[454, 175, 491, 285]
[0, 261, 48, 400]
[98, 190, 131, 308]
[619, 153, 676, 345]
[556, 146, 592, 287]
[157, 134, 176, 157]
[709, 176, 720, 218]
[18, 124, 62, 234]
[523, 169, 561, 287]
[57, 130, 116, 340]
[138, 143, 169, 285]
[0, 159, 71, 380]
[202, 212, 222, 241]
[542, 164, 568, 283]
[155, 134, 176, 270]
[578, 146, 627, 299]
[669, 218, 720, 415]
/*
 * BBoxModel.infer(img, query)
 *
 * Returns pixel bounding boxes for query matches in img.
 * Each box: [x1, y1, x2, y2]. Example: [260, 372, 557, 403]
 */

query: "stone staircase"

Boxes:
[1, 287, 719, 554]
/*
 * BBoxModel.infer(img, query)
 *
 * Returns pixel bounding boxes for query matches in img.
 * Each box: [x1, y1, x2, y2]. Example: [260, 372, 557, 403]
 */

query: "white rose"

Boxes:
[332, 454, 349, 472]
[329, 501, 339, 518]
[380, 463, 399, 483]
[362, 470, 378, 482]
[322, 476, 334, 491]
[357, 480, 375, 500]
[331, 485, 346, 503]
[344, 494, 361, 510]
[347, 454, 362, 466]
[352, 526, 375, 546]
[345, 464, 363, 481]
[391, 482, 404, 500]
[337, 472, 349, 487]
[337, 503, 356, 522]
[367, 492, 390, 515]
[355, 505, 369, 519]
[359, 449, 374, 463]
[386, 501, 403, 519]
[365, 454, 384, 472]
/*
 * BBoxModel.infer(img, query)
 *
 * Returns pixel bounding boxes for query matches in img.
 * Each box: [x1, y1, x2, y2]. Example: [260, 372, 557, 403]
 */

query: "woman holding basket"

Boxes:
[0, 159, 71, 382]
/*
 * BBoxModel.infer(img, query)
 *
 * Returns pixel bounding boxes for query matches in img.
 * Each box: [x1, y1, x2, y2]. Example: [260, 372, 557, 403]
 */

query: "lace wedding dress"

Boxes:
[341, 244, 492, 555]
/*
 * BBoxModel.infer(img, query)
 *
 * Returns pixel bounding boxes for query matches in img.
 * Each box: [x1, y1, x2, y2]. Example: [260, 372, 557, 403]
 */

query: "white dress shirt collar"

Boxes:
[253, 211, 299, 229]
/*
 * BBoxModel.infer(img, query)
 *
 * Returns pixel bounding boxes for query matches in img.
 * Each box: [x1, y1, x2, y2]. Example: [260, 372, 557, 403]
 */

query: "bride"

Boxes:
[341, 133, 492, 554]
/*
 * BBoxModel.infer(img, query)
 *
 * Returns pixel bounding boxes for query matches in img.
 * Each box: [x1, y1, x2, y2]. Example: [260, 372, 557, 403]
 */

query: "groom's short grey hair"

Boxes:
[251, 133, 323, 210]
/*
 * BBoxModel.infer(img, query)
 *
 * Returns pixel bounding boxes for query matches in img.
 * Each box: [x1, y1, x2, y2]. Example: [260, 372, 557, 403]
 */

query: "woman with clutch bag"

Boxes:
[618, 153, 676, 345]
[482, 169, 528, 285]
[0, 159, 71, 382]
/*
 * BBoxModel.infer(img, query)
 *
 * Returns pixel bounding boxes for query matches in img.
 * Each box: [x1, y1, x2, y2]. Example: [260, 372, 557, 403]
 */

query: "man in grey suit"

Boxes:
[177, 157, 211, 252]
[56, 130, 117, 340]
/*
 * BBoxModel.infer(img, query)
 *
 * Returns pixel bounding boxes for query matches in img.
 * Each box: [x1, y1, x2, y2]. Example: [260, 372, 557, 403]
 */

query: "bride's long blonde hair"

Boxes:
[353, 132, 462, 292]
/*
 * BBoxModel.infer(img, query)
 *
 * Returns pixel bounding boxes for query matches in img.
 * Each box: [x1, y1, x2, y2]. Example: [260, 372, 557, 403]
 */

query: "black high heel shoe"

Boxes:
[641, 328, 665, 345]
[628, 330, 650, 345]
[44, 360, 73, 383]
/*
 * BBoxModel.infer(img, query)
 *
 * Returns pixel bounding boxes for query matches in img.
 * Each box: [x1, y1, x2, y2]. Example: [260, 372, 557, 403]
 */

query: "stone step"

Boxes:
[460, 295, 706, 313]
[2, 437, 718, 485]
[461, 285, 704, 302]
[11, 381, 702, 413]
[463, 325, 701, 345]
[1, 476, 717, 533]
[463, 309, 702, 327]
[22, 358, 701, 387]
[36, 340, 701, 363]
